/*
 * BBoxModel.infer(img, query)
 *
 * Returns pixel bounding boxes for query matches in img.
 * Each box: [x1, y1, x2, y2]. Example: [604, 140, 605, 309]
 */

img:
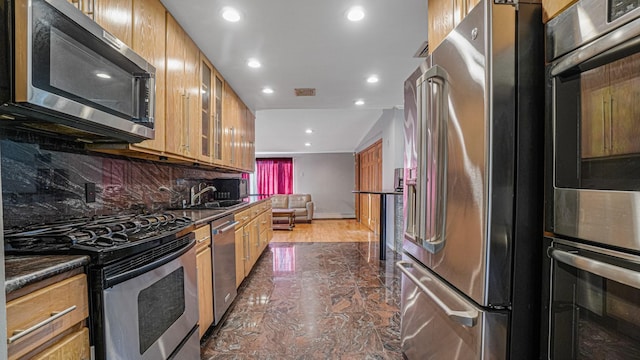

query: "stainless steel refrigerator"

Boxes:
[399, 0, 544, 358]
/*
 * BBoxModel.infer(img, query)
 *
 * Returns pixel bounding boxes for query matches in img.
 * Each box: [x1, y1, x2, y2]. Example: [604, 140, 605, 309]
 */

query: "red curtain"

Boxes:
[256, 158, 293, 195]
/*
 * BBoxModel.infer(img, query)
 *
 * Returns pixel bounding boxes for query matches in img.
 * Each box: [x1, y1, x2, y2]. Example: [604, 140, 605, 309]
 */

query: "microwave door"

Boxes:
[13, 0, 155, 142]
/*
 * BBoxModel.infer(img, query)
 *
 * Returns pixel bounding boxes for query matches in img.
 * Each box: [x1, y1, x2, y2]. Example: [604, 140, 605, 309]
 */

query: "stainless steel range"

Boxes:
[4, 213, 199, 360]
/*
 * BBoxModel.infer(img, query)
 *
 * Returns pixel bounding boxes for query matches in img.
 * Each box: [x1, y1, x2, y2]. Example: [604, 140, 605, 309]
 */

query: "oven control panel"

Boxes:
[610, 0, 640, 21]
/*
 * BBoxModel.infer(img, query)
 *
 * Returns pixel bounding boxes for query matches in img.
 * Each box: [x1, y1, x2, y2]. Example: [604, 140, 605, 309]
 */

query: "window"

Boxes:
[255, 158, 293, 195]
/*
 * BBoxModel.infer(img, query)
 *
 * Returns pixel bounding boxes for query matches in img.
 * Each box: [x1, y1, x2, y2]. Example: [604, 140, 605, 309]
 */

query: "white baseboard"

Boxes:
[313, 213, 356, 219]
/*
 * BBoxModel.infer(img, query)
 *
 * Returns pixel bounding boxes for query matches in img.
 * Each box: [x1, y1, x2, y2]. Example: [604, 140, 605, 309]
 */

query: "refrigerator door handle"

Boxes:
[548, 247, 640, 290]
[397, 260, 478, 327]
[423, 65, 448, 254]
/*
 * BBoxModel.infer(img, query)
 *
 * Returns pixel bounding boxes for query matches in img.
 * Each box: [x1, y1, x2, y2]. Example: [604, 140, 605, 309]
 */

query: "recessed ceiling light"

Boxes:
[96, 73, 111, 79]
[262, 87, 274, 94]
[347, 6, 365, 21]
[305, 129, 313, 134]
[355, 99, 365, 106]
[247, 59, 261, 68]
[367, 75, 379, 83]
[304, 142, 311, 147]
[222, 7, 241, 22]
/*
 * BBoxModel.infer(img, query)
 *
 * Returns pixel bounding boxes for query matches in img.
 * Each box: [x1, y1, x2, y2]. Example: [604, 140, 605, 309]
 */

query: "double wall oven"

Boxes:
[545, 0, 640, 358]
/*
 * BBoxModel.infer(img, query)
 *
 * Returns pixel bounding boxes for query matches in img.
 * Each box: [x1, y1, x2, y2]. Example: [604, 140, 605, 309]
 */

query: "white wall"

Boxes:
[355, 107, 405, 249]
[256, 153, 356, 219]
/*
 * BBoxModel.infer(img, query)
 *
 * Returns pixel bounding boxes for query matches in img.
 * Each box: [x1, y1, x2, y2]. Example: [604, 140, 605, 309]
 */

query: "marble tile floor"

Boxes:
[200, 240, 403, 359]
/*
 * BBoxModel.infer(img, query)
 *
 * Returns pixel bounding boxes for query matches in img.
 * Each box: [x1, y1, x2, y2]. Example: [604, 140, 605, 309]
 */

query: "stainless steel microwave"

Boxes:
[0, 0, 155, 143]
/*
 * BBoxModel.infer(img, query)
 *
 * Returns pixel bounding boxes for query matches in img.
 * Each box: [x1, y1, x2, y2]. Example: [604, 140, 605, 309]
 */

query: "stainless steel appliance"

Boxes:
[544, 237, 640, 359]
[0, 0, 155, 143]
[546, 0, 640, 254]
[4, 213, 199, 360]
[211, 214, 238, 325]
[544, 1, 640, 358]
[400, 0, 544, 358]
[210, 178, 248, 201]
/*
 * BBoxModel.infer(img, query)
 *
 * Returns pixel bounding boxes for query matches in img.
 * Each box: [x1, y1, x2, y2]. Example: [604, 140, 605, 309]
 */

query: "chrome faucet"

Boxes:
[190, 185, 217, 207]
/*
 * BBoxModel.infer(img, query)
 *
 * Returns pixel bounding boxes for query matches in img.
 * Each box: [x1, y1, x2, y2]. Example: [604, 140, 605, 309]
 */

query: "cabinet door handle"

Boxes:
[602, 96, 607, 151]
[8, 305, 77, 344]
[197, 235, 210, 244]
[186, 93, 191, 151]
[609, 94, 614, 153]
[182, 92, 187, 150]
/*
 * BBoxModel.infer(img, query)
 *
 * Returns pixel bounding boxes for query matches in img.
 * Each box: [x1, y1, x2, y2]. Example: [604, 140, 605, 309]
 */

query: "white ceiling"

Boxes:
[160, 0, 427, 153]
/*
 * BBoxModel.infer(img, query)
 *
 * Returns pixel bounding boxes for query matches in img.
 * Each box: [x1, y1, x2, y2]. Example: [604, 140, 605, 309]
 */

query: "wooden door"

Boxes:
[357, 140, 382, 233]
[196, 247, 214, 338]
[165, 14, 186, 156]
[94, 0, 133, 46]
[132, 0, 166, 153]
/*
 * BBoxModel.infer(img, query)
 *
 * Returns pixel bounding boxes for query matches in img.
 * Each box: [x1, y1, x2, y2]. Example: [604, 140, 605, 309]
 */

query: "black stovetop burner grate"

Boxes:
[4, 213, 192, 253]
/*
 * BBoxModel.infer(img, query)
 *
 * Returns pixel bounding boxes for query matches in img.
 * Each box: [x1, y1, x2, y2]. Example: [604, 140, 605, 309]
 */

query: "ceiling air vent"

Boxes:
[414, 41, 429, 58]
[294, 88, 316, 96]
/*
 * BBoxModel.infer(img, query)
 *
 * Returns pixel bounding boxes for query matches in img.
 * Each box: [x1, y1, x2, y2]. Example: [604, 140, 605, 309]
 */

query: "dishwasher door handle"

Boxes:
[212, 220, 239, 234]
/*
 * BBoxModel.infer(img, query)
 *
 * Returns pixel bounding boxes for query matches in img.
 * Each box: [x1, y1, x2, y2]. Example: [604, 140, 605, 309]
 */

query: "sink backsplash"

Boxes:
[1, 136, 241, 228]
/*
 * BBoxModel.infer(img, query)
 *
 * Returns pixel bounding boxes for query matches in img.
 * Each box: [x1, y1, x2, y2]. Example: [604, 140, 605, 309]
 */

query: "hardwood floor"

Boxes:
[200, 219, 402, 359]
[271, 219, 379, 243]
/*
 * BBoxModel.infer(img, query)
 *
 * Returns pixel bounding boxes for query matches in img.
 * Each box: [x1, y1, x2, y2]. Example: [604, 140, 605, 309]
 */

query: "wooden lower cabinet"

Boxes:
[7, 274, 89, 360]
[234, 201, 273, 286]
[193, 225, 213, 338]
[235, 227, 246, 288]
[196, 246, 214, 338]
[32, 327, 90, 360]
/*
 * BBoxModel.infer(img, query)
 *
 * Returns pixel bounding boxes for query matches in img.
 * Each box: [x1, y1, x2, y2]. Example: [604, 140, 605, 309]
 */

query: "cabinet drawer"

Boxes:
[194, 224, 211, 252]
[32, 327, 90, 360]
[7, 274, 89, 360]
[234, 208, 252, 227]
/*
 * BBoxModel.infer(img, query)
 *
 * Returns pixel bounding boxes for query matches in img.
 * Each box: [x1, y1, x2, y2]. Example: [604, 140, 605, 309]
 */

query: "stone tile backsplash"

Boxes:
[1, 138, 240, 228]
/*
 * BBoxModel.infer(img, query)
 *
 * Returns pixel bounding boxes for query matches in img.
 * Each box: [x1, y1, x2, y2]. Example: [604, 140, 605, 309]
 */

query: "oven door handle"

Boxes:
[548, 248, 640, 290]
[104, 238, 195, 288]
[396, 260, 478, 327]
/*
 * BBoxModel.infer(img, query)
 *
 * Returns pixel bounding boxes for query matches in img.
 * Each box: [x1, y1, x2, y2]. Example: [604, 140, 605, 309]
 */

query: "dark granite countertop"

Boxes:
[5, 255, 90, 295]
[168, 196, 272, 227]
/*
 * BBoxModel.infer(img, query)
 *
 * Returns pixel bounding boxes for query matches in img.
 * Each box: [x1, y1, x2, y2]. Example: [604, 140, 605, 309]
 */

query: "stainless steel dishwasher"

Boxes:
[211, 214, 238, 325]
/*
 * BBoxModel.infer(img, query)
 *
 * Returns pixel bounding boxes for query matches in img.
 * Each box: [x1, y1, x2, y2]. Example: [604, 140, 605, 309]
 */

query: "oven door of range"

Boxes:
[102, 243, 198, 360]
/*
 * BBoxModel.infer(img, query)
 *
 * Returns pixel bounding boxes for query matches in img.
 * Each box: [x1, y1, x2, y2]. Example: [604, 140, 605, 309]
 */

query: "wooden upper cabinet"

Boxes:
[132, 0, 166, 153]
[429, 0, 481, 53]
[165, 14, 200, 159]
[94, 0, 133, 46]
[165, 14, 186, 156]
[213, 72, 225, 165]
[184, 35, 201, 160]
[199, 55, 215, 163]
[542, 0, 577, 23]
[428, 0, 454, 54]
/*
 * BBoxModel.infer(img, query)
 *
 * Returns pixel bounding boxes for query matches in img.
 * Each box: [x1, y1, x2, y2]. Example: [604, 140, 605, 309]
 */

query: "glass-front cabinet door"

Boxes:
[200, 56, 212, 162]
